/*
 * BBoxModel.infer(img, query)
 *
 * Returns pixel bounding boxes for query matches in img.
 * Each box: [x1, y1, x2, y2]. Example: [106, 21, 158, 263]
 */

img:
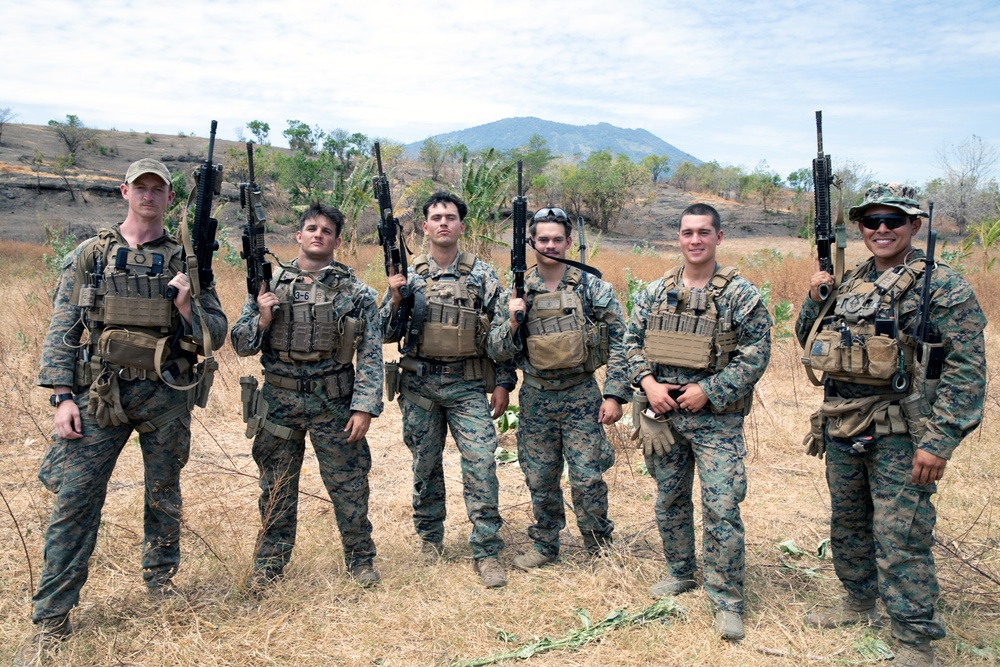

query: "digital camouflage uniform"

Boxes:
[625, 266, 771, 615]
[381, 254, 515, 560]
[488, 267, 629, 557]
[231, 259, 384, 575]
[796, 252, 986, 644]
[33, 225, 228, 623]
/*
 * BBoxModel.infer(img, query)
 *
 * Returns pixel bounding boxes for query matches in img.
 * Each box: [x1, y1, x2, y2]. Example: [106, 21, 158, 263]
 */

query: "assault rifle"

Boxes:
[511, 160, 527, 323]
[576, 216, 587, 264]
[239, 141, 273, 296]
[170, 120, 222, 299]
[813, 110, 835, 300]
[914, 202, 943, 383]
[372, 142, 422, 352]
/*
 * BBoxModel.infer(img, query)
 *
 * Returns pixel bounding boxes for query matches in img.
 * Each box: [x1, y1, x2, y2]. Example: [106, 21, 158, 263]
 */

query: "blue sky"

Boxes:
[2, 0, 998, 186]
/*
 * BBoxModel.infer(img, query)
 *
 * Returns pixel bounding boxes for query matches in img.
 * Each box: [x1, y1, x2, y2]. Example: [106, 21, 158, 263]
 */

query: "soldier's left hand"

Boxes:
[598, 397, 623, 425]
[911, 448, 948, 485]
[675, 383, 709, 413]
[490, 386, 510, 419]
[168, 273, 193, 324]
[345, 411, 372, 443]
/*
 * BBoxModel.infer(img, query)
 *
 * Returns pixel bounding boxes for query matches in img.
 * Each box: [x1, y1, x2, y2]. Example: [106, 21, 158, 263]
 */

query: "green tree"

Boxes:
[459, 149, 516, 257]
[640, 154, 671, 183]
[420, 137, 447, 181]
[51, 153, 77, 202]
[742, 161, 784, 213]
[670, 161, 698, 190]
[47, 114, 93, 158]
[283, 119, 324, 154]
[508, 134, 556, 195]
[247, 120, 270, 145]
[577, 150, 646, 233]
[787, 167, 813, 193]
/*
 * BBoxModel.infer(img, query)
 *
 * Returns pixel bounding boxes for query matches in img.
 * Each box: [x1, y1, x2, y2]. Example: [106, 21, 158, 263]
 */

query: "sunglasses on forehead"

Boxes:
[860, 214, 912, 231]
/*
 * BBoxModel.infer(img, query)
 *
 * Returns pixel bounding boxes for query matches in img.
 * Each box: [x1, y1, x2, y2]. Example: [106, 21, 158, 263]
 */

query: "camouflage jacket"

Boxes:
[625, 266, 772, 410]
[488, 267, 630, 402]
[796, 250, 986, 460]
[231, 259, 384, 417]
[38, 225, 228, 390]
[379, 252, 517, 389]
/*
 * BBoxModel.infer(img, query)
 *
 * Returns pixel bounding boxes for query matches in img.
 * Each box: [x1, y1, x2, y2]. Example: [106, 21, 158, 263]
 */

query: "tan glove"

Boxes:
[88, 369, 128, 429]
[803, 409, 825, 459]
[631, 391, 675, 456]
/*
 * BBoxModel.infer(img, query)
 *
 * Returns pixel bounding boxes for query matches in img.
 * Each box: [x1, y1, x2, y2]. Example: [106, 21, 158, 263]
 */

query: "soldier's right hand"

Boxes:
[809, 270, 835, 303]
[54, 400, 83, 439]
[256, 282, 279, 330]
[387, 269, 408, 307]
[508, 297, 527, 331]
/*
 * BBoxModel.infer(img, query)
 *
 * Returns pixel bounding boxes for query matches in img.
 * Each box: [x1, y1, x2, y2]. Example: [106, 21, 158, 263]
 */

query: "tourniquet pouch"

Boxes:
[97, 328, 169, 372]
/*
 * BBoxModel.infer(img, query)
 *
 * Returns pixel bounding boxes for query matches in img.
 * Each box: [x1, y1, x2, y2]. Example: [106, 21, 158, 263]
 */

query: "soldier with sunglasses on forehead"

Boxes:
[797, 183, 986, 667]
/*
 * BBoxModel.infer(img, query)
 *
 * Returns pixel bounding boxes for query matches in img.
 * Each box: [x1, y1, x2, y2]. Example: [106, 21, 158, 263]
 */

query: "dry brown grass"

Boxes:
[1, 237, 998, 666]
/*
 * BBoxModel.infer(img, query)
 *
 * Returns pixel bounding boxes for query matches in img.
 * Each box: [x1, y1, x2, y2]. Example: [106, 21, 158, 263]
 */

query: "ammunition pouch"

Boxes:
[418, 303, 482, 359]
[808, 331, 905, 384]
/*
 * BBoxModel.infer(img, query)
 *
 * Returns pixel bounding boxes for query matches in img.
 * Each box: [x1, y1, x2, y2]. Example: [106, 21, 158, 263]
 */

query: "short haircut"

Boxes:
[422, 191, 468, 221]
[679, 203, 721, 232]
[300, 201, 345, 237]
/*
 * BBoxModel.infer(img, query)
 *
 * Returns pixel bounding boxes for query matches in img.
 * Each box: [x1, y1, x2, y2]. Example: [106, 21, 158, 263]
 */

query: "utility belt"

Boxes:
[803, 392, 910, 458]
[521, 371, 591, 392]
[384, 355, 496, 405]
[264, 367, 355, 400]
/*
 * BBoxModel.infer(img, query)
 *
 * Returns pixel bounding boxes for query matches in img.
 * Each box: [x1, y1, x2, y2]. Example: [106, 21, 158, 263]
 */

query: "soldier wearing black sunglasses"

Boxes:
[796, 183, 986, 667]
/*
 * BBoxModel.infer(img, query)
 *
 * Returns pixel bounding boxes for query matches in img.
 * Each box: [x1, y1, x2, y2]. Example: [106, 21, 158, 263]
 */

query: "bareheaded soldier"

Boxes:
[488, 207, 628, 569]
[231, 202, 384, 592]
[624, 203, 772, 642]
[798, 184, 986, 667]
[382, 191, 516, 588]
[17, 158, 228, 664]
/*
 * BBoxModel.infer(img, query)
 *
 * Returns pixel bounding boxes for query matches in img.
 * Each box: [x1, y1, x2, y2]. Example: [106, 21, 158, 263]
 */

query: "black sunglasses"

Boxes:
[533, 207, 569, 223]
[860, 214, 912, 231]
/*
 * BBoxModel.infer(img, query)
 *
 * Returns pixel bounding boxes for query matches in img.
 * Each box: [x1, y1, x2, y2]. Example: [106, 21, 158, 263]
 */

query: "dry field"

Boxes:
[1, 235, 998, 666]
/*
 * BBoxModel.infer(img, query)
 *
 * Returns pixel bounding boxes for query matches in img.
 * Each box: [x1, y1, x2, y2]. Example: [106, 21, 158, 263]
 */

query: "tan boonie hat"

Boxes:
[125, 158, 172, 186]
[849, 182, 928, 221]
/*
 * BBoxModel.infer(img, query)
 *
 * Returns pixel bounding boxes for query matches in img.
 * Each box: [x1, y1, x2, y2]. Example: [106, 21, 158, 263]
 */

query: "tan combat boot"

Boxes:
[804, 595, 878, 628]
[473, 557, 507, 588]
[715, 610, 745, 641]
[419, 540, 444, 564]
[894, 641, 937, 667]
[348, 562, 381, 588]
[13, 615, 72, 666]
[512, 550, 555, 571]
[649, 574, 698, 598]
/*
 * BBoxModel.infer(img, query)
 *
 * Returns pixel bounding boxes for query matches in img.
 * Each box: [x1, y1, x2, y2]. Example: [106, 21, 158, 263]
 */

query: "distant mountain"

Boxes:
[403, 117, 701, 173]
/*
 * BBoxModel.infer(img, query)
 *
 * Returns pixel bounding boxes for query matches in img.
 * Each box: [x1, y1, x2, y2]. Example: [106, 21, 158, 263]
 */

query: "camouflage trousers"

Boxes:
[32, 379, 191, 622]
[824, 430, 944, 643]
[517, 378, 615, 557]
[399, 370, 504, 560]
[252, 385, 375, 573]
[645, 411, 747, 614]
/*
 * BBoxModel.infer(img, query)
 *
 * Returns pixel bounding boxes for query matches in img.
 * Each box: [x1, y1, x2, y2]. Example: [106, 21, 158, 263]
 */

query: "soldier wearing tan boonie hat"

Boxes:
[848, 182, 928, 221]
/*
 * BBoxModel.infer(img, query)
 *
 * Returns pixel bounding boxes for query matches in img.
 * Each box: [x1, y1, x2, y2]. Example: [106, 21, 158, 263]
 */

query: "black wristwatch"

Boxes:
[50, 393, 74, 407]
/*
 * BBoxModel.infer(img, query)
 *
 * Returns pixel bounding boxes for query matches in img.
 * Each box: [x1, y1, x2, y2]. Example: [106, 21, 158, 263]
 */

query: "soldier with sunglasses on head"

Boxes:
[797, 183, 986, 667]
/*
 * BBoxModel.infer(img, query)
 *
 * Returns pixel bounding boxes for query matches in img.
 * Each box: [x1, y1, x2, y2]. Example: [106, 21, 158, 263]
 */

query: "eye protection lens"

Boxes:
[860, 214, 911, 231]
[532, 207, 569, 223]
